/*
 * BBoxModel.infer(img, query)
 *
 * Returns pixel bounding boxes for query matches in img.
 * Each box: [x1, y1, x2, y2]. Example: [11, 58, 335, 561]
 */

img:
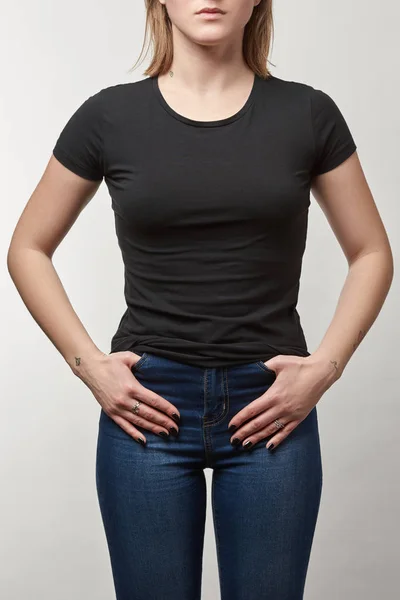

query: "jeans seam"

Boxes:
[211, 476, 225, 599]
[202, 368, 213, 465]
[204, 368, 230, 426]
[223, 367, 230, 422]
[203, 367, 208, 416]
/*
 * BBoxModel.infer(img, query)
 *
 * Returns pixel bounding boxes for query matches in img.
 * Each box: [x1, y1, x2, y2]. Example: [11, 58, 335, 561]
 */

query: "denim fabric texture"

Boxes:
[96, 352, 323, 600]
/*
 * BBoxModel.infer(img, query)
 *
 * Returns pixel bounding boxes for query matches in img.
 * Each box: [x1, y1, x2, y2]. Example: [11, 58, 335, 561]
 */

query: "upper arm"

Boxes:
[9, 91, 105, 258]
[309, 88, 390, 264]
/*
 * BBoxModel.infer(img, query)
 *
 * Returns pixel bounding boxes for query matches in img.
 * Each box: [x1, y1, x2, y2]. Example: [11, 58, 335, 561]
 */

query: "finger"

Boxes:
[227, 393, 275, 432]
[120, 396, 179, 434]
[112, 414, 147, 445]
[266, 420, 299, 450]
[120, 350, 145, 370]
[230, 412, 289, 446]
[120, 407, 178, 438]
[131, 380, 181, 423]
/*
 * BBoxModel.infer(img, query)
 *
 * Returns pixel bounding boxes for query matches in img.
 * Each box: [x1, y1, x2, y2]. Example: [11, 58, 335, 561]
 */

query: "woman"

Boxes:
[7, 1, 393, 599]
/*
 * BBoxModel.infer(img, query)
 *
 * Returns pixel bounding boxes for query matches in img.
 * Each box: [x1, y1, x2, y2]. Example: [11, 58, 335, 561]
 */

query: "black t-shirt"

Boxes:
[52, 73, 357, 368]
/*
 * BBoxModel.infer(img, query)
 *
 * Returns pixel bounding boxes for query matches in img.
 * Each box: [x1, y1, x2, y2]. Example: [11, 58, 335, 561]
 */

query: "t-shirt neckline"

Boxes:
[151, 72, 262, 128]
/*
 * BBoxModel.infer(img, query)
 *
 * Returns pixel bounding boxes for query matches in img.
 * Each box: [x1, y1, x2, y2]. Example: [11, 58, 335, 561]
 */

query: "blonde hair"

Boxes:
[129, 0, 275, 80]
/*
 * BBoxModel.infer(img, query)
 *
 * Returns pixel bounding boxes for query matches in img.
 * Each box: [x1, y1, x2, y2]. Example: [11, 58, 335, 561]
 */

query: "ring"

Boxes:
[274, 419, 285, 430]
[131, 400, 141, 415]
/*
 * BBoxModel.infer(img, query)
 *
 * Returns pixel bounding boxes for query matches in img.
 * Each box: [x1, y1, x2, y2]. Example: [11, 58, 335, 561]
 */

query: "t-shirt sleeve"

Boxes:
[52, 91, 104, 181]
[310, 87, 357, 177]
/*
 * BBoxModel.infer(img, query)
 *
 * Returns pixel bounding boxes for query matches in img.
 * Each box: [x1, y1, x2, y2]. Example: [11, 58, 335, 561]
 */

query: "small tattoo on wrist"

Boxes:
[330, 360, 338, 371]
[75, 357, 81, 366]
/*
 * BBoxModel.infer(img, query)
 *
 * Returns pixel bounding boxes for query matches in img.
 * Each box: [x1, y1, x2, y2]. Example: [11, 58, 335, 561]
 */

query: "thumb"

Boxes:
[263, 356, 282, 375]
[118, 350, 143, 369]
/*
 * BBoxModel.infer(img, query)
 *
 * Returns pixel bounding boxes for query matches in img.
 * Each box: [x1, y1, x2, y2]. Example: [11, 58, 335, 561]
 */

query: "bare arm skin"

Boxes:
[309, 150, 394, 379]
[228, 150, 394, 449]
[7, 155, 181, 443]
[7, 155, 103, 369]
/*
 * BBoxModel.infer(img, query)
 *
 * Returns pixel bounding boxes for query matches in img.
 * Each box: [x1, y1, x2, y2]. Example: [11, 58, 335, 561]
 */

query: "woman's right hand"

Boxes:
[74, 350, 180, 444]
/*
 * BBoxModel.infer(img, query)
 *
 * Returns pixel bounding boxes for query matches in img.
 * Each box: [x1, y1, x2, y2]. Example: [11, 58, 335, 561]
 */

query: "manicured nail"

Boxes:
[267, 443, 274, 451]
[231, 437, 241, 447]
[137, 437, 146, 446]
[169, 427, 179, 437]
[159, 431, 169, 438]
[171, 413, 181, 424]
[243, 440, 252, 449]
[228, 424, 237, 433]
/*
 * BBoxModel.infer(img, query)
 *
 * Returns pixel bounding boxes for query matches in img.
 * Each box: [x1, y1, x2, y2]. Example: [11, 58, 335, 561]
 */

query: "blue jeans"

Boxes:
[96, 352, 323, 600]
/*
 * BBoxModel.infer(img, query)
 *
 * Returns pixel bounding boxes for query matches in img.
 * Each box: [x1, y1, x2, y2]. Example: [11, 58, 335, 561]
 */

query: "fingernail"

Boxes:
[171, 413, 181, 424]
[169, 427, 179, 437]
[137, 437, 146, 446]
[228, 424, 237, 433]
[267, 443, 274, 451]
[243, 440, 252, 449]
[159, 431, 169, 438]
[231, 437, 241, 447]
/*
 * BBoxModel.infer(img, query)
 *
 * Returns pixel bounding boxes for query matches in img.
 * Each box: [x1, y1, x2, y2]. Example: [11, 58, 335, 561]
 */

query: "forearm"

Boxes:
[7, 245, 105, 375]
[310, 248, 393, 380]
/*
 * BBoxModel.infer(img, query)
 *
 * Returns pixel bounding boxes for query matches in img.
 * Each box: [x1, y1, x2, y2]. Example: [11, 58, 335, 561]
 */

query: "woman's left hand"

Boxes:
[227, 354, 338, 450]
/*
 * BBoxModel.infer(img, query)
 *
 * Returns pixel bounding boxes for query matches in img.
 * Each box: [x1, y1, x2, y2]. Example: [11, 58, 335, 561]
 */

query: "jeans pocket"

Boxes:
[255, 360, 276, 377]
[131, 352, 149, 374]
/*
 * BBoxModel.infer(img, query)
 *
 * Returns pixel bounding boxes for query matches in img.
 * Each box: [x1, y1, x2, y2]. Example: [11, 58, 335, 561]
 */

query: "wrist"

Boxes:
[305, 351, 343, 386]
[66, 347, 107, 378]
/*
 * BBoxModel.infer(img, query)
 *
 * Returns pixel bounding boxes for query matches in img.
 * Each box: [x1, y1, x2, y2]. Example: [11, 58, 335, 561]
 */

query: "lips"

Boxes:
[197, 7, 225, 14]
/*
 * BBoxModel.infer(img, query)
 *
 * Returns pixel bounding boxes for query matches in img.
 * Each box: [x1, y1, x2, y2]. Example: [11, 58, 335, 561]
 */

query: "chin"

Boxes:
[187, 29, 229, 46]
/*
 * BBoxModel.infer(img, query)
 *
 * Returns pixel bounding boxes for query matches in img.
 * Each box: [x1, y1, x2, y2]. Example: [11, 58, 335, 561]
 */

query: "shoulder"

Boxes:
[258, 75, 352, 137]
[79, 78, 153, 131]
[92, 77, 153, 110]
[258, 74, 334, 109]
[258, 74, 313, 98]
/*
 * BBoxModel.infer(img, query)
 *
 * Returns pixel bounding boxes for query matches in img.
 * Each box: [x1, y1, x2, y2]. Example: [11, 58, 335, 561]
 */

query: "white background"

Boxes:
[1, 1, 399, 598]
